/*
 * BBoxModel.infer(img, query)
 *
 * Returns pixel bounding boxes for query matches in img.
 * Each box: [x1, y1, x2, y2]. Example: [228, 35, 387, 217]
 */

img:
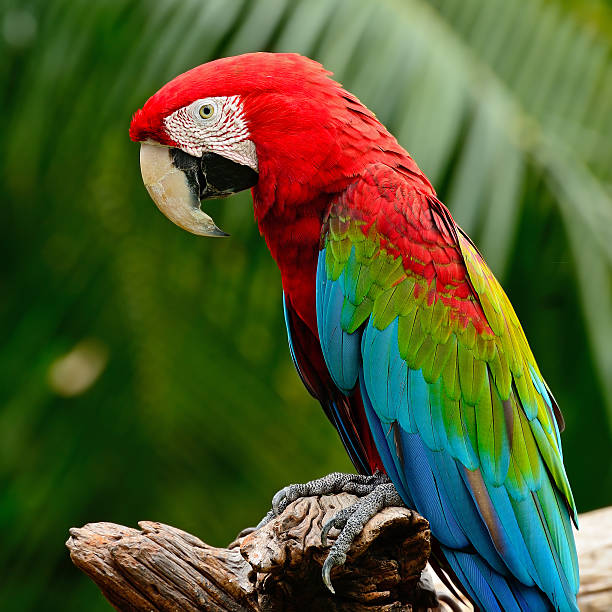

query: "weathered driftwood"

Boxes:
[67, 498, 612, 611]
[67, 493, 437, 611]
[574, 506, 612, 611]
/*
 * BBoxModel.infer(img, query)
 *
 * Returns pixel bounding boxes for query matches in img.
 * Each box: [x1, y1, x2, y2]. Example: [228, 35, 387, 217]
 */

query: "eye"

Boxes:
[199, 103, 215, 119]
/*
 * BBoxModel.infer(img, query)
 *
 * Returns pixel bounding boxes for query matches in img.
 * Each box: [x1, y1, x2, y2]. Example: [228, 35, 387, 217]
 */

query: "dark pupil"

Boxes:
[203, 106, 211, 115]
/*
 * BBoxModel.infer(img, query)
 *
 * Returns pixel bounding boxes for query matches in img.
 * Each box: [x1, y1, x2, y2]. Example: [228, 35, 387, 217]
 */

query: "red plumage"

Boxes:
[130, 53, 456, 474]
[131, 53, 433, 334]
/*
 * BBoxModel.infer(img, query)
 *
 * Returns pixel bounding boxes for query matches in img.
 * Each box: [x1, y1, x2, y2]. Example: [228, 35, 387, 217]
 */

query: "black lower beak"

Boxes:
[170, 148, 259, 200]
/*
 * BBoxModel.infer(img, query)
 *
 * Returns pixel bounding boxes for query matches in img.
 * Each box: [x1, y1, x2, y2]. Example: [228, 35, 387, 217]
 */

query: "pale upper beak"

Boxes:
[139, 142, 229, 237]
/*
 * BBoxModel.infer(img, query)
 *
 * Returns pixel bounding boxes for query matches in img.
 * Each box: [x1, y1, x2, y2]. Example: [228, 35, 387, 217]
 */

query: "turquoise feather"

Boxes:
[314, 167, 579, 610]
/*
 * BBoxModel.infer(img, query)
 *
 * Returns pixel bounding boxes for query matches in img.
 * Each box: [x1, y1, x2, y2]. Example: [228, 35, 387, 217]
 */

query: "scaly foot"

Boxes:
[257, 471, 390, 528]
[258, 471, 407, 594]
[320, 482, 404, 593]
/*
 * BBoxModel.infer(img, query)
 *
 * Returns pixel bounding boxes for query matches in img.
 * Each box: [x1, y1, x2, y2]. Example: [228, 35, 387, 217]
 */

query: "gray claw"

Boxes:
[321, 519, 333, 547]
[322, 552, 346, 594]
[321, 506, 354, 547]
[271, 487, 289, 515]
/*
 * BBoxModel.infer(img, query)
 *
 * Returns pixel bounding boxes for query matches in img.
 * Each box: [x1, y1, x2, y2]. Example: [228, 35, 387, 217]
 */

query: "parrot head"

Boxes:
[130, 52, 393, 236]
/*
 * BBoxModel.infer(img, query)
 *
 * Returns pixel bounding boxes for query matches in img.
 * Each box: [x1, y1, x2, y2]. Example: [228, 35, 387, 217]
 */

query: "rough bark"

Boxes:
[67, 498, 612, 611]
[574, 506, 612, 612]
[67, 493, 436, 611]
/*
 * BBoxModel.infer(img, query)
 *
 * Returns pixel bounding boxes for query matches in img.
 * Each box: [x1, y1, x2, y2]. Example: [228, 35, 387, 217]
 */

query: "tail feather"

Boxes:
[443, 547, 552, 612]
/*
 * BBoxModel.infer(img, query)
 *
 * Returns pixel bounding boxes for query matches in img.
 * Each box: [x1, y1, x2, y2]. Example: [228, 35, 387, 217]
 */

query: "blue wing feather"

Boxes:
[317, 249, 360, 393]
[444, 548, 549, 612]
[315, 246, 579, 612]
[359, 367, 414, 507]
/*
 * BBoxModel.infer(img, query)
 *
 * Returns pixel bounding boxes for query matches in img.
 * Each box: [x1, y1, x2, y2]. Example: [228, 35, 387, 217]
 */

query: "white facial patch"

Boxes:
[164, 95, 258, 172]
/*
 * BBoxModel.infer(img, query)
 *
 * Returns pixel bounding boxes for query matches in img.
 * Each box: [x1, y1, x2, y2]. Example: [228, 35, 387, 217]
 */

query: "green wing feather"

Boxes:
[326, 194, 575, 517]
[319, 166, 579, 604]
[457, 230, 575, 515]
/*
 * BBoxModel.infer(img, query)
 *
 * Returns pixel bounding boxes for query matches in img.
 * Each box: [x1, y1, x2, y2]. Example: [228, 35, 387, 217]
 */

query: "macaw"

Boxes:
[130, 53, 579, 611]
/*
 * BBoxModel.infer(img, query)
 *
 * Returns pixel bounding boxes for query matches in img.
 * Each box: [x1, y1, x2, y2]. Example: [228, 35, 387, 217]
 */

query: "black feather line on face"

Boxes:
[199, 152, 259, 198]
[170, 147, 201, 197]
[170, 148, 258, 201]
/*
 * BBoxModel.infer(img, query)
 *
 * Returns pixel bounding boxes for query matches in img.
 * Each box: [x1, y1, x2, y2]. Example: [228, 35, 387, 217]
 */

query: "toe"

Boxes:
[321, 506, 354, 546]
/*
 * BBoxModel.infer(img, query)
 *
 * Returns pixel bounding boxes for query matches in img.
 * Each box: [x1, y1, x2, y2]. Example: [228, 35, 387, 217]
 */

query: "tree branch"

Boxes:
[67, 493, 437, 611]
[67, 496, 612, 611]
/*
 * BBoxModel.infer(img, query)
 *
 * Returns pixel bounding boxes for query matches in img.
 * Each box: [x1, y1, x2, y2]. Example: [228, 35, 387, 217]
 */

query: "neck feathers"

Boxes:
[250, 86, 432, 330]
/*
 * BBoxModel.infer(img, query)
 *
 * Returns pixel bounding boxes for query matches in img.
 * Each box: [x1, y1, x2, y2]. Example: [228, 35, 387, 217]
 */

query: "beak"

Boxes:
[140, 143, 243, 237]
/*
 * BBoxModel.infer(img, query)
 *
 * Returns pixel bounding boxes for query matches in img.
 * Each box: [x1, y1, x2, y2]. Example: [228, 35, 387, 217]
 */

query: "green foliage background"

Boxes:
[1, 0, 611, 609]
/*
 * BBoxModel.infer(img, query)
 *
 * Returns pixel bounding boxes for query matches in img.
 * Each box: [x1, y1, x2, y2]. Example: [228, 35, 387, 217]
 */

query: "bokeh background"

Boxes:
[1, 0, 612, 609]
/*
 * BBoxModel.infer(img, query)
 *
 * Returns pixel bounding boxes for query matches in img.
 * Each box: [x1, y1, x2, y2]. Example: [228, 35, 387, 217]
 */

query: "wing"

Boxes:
[316, 163, 579, 611]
